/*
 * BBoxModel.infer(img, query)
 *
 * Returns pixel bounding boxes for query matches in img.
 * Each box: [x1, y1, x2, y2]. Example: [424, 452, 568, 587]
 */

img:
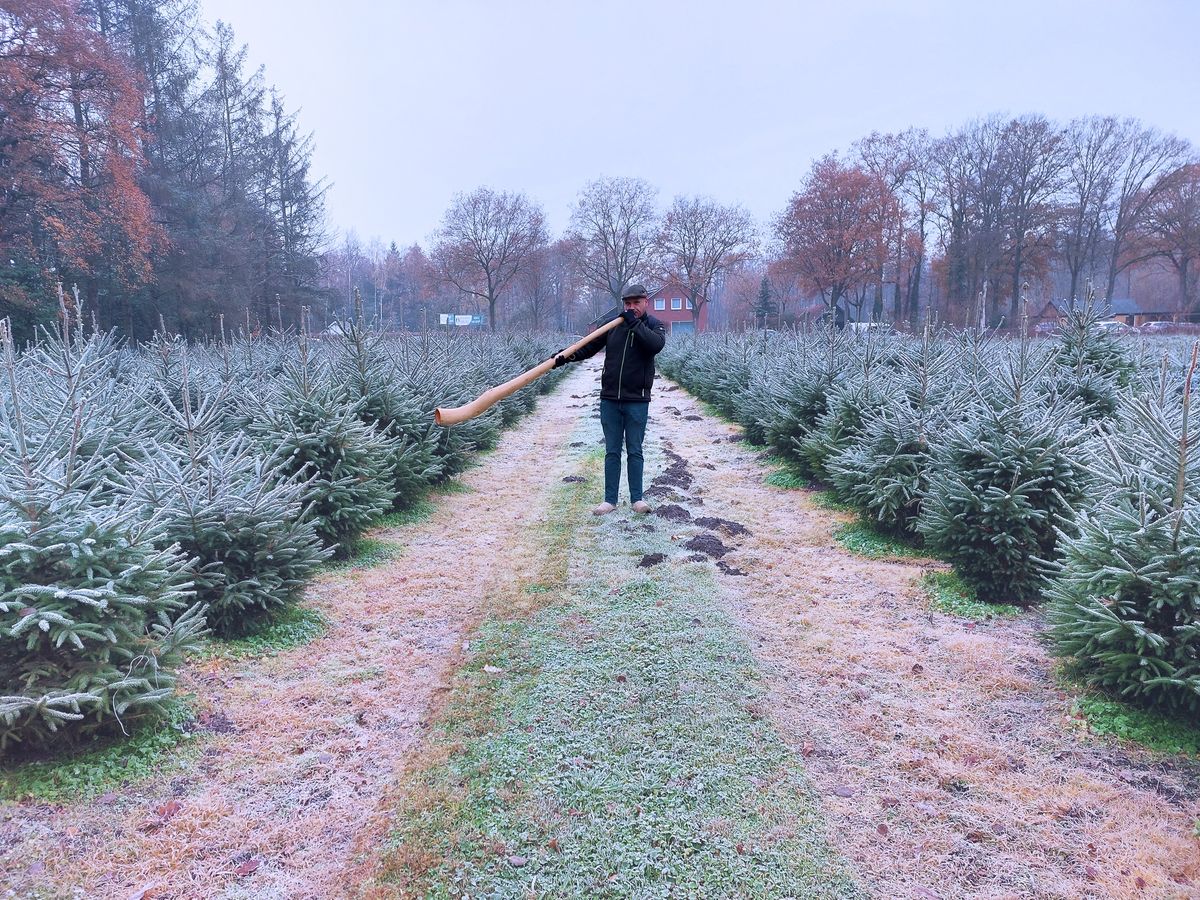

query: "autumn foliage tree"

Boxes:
[1138, 163, 1200, 314]
[0, 0, 161, 337]
[775, 155, 894, 320]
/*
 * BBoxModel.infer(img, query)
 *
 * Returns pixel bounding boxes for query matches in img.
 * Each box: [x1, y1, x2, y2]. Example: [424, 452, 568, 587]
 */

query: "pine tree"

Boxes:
[0, 321, 205, 751]
[826, 328, 957, 533]
[1053, 286, 1136, 421]
[761, 336, 849, 469]
[1048, 347, 1200, 714]
[132, 359, 328, 635]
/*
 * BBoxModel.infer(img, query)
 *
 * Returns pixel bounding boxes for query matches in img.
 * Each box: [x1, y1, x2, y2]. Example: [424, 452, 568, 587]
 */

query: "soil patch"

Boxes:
[645, 447, 693, 496]
[683, 533, 731, 559]
[695, 515, 750, 537]
[653, 503, 692, 523]
[638, 553, 667, 568]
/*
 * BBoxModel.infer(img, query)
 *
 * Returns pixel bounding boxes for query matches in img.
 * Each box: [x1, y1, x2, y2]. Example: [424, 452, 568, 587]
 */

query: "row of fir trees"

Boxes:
[658, 314, 1200, 720]
[0, 310, 567, 754]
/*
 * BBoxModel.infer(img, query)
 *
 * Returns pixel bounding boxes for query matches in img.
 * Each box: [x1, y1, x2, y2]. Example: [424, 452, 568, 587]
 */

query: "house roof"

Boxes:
[1048, 297, 1176, 317]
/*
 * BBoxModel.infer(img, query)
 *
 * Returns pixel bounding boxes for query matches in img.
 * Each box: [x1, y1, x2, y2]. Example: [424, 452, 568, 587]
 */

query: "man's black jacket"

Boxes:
[568, 313, 667, 402]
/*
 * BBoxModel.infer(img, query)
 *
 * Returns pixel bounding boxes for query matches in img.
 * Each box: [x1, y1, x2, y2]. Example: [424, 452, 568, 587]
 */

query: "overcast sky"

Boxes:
[198, 0, 1200, 250]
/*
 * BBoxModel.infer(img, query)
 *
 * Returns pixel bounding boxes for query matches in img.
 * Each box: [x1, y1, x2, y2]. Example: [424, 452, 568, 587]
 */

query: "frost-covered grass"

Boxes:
[376, 439, 860, 897]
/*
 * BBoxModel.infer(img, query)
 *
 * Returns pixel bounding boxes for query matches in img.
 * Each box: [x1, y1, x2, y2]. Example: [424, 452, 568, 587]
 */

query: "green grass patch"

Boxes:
[763, 462, 811, 490]
[921, 571, 1021, 620]
[379, 498, 436, 528]
[322, 536, 400, 571]
[1071, 693, 1200, 756]
[195, 603, 328, 660]
[0, 700, 200, 802]
[834, 520, 929, 560]
[810, 489, 854, 512]
[376, 437, 860, 898]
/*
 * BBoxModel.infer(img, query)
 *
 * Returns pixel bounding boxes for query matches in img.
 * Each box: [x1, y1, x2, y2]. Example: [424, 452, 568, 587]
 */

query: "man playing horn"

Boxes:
[554, 284, 668, 516]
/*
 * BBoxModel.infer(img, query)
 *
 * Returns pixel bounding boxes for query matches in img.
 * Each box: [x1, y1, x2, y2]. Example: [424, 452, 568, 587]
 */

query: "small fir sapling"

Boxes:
[334, 318, 439, 510]
[826, 327, 957, 533]
[134, 362, 328, 635]
[1054, 284, 1136, 421]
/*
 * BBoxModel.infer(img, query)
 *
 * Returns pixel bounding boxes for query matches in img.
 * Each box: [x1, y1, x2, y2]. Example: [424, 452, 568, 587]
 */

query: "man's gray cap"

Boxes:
[621, 283, 649, 300]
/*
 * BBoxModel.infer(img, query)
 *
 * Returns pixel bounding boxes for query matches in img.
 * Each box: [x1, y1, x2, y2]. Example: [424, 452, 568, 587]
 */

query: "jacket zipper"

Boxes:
[617, 327, 633, 399]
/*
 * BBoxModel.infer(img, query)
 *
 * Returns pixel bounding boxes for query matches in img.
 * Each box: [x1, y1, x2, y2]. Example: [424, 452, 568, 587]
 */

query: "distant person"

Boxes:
[554, 284, 667, 515]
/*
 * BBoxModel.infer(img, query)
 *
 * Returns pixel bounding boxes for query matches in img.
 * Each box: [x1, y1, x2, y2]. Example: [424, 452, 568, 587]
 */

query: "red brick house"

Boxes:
[649, 281, 708, 334]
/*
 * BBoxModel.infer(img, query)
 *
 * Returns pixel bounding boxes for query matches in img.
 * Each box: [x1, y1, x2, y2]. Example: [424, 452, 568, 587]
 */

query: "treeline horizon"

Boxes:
[3, 1, 1198, 340]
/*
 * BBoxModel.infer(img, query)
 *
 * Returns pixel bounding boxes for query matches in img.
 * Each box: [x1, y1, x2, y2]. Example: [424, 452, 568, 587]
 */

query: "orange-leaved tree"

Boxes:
[0, 0, 161, 334]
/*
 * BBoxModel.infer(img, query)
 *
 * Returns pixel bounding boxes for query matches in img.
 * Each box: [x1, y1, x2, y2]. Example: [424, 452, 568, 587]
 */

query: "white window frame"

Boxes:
[685, 298, 693, 310]
[654, 298, 666, 310]
[671, 297, 683, 310]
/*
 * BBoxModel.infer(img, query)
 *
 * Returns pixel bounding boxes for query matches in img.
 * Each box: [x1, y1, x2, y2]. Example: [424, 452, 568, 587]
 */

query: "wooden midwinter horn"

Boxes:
[434, 316, 623, 426]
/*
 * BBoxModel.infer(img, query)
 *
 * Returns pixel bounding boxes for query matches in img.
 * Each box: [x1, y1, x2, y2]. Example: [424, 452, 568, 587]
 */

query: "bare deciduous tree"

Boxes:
[431, 187, 547, 331]
[1059, 116, 1124, 304]
[655, 196, 757, 330]
[567, 176, 658, 303]
[1140, 163, 1200, 314]
[999, 114, 1066, 324]
[1105, 121, 1190, 301]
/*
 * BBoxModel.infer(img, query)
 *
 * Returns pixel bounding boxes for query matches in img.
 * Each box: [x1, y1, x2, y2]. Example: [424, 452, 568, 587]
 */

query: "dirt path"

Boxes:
[650, 384, 1200, 900]
[1, 367, 598, 900]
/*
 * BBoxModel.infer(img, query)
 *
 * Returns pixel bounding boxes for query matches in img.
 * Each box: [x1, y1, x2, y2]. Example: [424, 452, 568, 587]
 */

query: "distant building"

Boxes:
[1030, 297, 1184, 329]
[649, 281, 708, 334]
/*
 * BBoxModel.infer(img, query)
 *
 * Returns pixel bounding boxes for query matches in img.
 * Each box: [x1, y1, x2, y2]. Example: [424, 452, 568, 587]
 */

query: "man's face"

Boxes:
[624, 296, 648, 318]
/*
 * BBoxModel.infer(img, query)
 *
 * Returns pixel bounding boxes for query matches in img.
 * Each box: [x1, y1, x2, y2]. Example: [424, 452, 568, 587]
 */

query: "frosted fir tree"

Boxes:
[397, 336, 503, 480]
[798, 336, 897, 482]
[762, 335, 851, 470]
[918, 337, 1088, 605]
[133, 360, 329, 635]
[0, 321, 205, 751]
[1053, 284, 1136, 421]
[333, 317, 439, 510]
[245, 331, 395, 555]
[827, 330, 958, 534]
[1048, 346, 1200, 715]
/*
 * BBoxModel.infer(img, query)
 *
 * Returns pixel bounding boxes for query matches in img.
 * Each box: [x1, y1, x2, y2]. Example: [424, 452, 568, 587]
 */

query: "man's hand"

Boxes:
[620, 308, 639, 326]
[552, 350, 570, 368]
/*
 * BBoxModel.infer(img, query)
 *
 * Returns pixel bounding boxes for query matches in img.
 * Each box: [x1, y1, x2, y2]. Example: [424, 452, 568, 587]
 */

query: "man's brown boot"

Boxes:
[592, 501, 616, 516]
[631, 500, 652, 514]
